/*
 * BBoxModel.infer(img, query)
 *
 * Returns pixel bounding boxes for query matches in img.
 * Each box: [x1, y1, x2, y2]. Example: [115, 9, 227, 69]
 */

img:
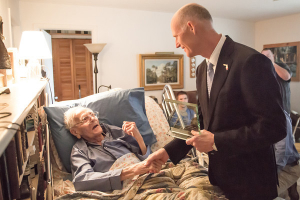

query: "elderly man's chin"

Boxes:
[91, 123, 103, 134]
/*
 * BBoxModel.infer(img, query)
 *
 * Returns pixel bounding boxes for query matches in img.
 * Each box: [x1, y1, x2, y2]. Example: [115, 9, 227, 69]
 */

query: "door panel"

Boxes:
[72, 39, 93, 99]
[52, 38, 92, 101]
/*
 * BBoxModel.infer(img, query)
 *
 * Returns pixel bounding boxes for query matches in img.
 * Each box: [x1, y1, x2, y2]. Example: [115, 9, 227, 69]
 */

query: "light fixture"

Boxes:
[19, 31, 52, 80]
[83, 43, 106, 94]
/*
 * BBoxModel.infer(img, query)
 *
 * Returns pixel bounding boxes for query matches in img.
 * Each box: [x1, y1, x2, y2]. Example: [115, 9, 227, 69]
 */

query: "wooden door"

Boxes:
[52, 38, 93, 101]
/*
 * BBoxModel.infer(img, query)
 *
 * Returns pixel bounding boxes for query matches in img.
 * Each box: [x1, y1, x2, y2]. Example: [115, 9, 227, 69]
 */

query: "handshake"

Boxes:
[138, 129, 215, 175]
[120, 148, 169, 181]
[142, 148, 170, 173]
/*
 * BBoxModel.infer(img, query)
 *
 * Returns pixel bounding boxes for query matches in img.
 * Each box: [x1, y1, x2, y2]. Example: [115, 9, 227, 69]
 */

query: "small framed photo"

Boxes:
[264, 42, 300, 82]
[139, 54, 184, 91]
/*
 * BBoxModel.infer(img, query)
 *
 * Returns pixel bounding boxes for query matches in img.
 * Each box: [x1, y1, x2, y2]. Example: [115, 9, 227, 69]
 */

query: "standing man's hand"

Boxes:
[144, 148, 169, 173]
[186, 130, 214, 153]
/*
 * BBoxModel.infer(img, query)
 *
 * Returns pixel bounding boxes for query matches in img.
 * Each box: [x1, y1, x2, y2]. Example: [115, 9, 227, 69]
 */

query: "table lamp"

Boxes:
[83, 43, 106, 94]
[19, 31, 52, 80]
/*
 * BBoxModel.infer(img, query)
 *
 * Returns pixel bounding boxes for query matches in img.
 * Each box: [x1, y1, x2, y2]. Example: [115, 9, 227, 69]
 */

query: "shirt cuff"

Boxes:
[212, 143, 218, 151]
[137, 145, 151, 161]
[109, 168, 123, 190]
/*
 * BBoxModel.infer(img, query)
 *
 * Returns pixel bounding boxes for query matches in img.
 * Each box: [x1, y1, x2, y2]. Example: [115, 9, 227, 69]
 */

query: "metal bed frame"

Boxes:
[161, 84, 186, 130]
[161, 84, 200, 161]
[45, 92, 53, 200]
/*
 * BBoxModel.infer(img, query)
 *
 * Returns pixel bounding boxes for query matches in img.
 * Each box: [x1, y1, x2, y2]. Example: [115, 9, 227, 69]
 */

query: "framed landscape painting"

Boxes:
[139, 54, 184, 91]
[264, 42, 300, 82]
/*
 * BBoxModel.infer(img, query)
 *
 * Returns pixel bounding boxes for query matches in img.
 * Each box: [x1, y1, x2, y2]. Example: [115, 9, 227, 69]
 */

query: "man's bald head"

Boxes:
[171, 3, 220, 58]
[172, 3, 212, 31]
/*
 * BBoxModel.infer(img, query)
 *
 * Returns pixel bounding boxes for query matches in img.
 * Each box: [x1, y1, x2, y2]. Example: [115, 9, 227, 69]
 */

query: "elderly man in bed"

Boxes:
[64, 106, 163, 192]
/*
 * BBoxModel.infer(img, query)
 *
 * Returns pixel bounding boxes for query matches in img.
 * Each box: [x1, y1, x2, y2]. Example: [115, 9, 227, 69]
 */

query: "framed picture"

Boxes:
[264, 42, 300, 82]
[139, 54, 183, 91]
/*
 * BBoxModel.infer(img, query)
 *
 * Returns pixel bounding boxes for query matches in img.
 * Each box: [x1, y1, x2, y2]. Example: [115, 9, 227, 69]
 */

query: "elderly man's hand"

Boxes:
[144, 148, 169, 173]
[186, 130, 214, 153]
[122, 121, 142, 139]
[134, 160, 164, 175]
[121, 159, 164, 181]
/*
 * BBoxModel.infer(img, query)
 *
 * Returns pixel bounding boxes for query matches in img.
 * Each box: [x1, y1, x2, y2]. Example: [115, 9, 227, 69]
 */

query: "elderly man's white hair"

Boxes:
[64, 106, 93, 130]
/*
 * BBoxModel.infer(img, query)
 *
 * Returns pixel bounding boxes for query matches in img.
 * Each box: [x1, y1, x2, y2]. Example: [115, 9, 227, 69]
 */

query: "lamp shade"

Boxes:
[19, 31, 52, 59]
[84, 43, 106, 54]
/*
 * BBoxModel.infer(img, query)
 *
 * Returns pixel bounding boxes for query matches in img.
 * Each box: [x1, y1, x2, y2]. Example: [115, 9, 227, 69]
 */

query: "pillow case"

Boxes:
[144, 96, 173, 152]
[44, 88, 156, 172]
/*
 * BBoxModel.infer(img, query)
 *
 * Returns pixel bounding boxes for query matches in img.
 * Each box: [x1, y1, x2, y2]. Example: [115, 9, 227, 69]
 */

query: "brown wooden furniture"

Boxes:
[52, 38, 93, 101]
[0, 80, 50, 200]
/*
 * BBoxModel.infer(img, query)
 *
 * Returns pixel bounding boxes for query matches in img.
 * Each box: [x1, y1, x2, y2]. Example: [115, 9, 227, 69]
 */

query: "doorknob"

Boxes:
[55, 96, 58, 100]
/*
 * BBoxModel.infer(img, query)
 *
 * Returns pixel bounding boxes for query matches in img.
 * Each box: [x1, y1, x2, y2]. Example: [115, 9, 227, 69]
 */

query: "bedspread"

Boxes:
[56, 158, 227, 200]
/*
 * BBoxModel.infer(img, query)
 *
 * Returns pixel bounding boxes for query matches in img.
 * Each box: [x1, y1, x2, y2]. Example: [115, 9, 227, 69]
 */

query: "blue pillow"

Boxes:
[44, 88, 156, 172]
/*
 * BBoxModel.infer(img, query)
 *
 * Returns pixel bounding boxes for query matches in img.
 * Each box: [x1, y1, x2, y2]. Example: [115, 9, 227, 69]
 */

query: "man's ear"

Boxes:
[70, 128, 81, 139]
[187, 21, 195, 33]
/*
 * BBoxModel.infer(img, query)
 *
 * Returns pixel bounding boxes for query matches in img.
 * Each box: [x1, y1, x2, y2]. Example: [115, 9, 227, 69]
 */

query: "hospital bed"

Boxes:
[43, 87, 226, 199]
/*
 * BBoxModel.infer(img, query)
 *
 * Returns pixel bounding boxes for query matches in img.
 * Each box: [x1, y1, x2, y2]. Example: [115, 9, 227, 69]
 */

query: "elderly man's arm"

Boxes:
[71, 145, 161, 192]
[122, 121, 147, 155]
[71, 147, 124, 192]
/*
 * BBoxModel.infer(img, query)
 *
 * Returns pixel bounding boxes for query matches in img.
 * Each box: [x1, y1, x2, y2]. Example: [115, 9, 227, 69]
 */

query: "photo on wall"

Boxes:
[264, 42, 300, 82]
[139, 54, 183, 91]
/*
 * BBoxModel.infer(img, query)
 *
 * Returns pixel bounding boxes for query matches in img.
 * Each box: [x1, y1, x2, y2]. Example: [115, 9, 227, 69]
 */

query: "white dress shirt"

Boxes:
[206, 34, 227, 74]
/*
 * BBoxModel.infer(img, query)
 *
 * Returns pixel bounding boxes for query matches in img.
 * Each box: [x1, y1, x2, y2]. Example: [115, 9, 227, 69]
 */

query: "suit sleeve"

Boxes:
[164, 139, 193, 165]
[214, 54, 286, 156]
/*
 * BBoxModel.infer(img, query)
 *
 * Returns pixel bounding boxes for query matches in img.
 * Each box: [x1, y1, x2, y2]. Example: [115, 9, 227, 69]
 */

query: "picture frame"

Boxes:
[264, 42, 300, 82]
[139, 54, 183, 91]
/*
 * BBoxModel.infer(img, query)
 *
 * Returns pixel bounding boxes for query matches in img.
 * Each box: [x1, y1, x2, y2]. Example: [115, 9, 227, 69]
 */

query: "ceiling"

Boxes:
[21, 0, 300, 22]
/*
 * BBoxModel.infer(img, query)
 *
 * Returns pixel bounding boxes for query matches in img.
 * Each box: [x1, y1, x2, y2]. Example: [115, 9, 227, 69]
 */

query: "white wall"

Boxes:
[0, 0, 20, 48]
[18, 1, 254, 103]
[255, 13, 300, 113]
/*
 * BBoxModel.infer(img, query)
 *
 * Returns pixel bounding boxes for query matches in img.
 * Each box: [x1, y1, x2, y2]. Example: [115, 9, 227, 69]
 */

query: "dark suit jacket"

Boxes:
[164, 36, 286, 200]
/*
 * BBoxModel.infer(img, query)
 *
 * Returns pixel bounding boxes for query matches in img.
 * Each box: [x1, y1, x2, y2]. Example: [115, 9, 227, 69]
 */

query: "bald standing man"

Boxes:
[145, 3, 286, 200]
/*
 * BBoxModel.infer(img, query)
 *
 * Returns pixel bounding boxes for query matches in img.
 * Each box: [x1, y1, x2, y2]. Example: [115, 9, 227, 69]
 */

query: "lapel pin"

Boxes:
[223, 64, 228, 71]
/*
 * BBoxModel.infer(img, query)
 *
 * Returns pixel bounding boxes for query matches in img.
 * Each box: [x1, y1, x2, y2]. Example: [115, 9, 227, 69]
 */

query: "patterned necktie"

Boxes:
[207, 62, 215, 98]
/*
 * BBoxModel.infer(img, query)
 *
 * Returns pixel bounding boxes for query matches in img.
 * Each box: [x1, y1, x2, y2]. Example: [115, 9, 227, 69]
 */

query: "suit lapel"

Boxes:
[207, 36, 234, 129]
[198, 61, 209, 128]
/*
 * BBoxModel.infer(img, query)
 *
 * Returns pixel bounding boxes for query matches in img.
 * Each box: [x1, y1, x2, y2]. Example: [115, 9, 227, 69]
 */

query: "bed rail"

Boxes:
[162, 84, 185, 129]
[162, 84, 199, 160]
[45, 92, 53, 200]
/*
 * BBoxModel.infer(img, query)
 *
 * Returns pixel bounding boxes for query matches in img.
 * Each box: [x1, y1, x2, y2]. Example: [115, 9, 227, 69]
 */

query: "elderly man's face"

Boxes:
[71, 109, 103, 141]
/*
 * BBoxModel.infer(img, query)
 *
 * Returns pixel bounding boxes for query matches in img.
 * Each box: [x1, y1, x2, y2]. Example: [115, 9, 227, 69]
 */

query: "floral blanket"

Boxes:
[55, 154, 227, 200]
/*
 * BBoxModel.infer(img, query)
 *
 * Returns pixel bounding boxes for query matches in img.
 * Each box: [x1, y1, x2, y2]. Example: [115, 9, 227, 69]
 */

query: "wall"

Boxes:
[0, 0, 20, 47]
[255, 13, 300, 113]
[18, 1, 254, 103]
